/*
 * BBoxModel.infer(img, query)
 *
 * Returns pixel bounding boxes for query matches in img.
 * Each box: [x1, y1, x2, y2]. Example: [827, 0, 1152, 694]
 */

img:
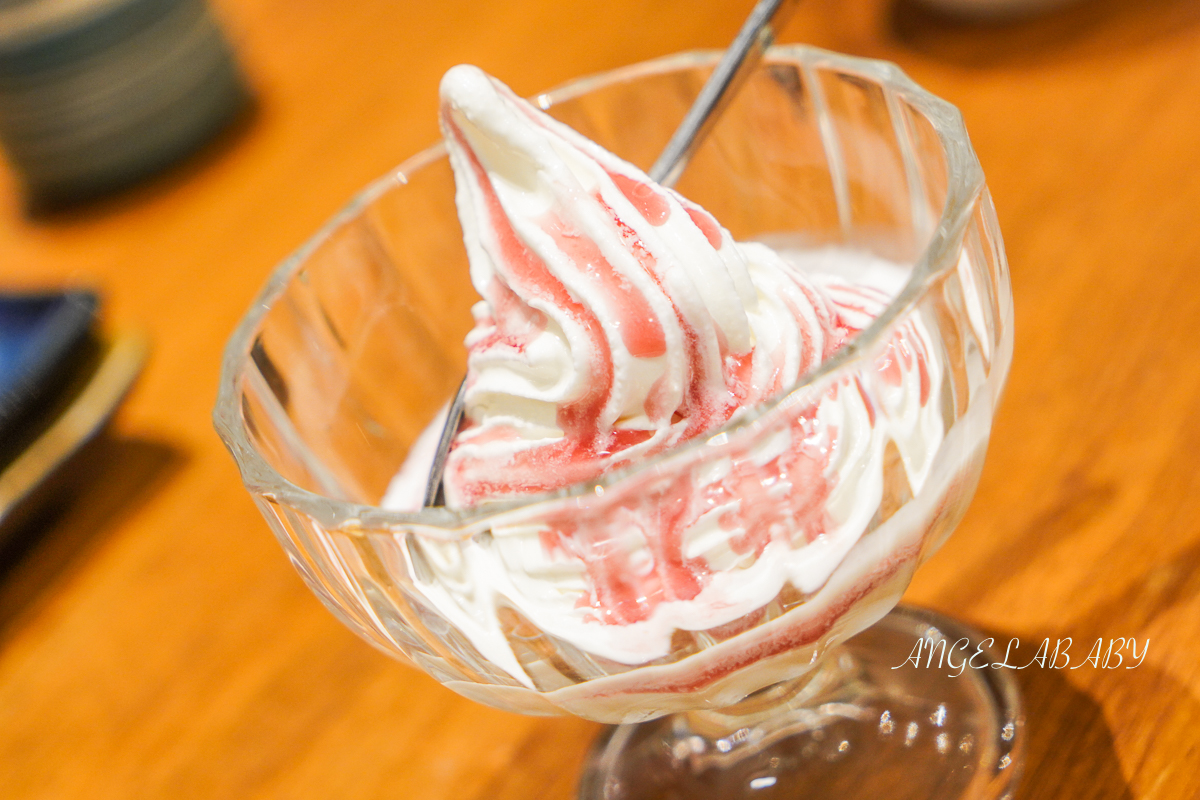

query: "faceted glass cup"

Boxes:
[215, 46, 1018, 798]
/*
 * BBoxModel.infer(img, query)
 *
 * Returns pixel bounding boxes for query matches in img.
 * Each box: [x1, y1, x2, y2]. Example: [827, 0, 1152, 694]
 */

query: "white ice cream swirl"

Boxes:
[384, 66, 947, 686]
[439, 64, 858, 508]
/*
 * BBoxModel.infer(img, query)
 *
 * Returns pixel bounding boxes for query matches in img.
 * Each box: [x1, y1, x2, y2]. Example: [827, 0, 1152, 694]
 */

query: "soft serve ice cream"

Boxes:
[435, 64, 866, 508]
[383, 65, 953, 718]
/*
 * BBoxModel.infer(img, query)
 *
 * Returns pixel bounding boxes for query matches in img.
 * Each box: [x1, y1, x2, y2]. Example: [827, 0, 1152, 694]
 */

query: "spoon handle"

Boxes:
[648, 0, 801, 187]
[423, 376, 468, 508]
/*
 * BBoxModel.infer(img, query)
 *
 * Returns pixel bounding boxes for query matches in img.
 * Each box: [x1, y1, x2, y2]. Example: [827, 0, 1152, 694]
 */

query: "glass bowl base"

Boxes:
[578, 606, 1023, 800]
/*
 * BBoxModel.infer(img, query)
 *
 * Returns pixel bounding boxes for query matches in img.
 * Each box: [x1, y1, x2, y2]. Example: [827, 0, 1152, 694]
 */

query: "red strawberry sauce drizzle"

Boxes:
[685, 205, 723, 249]
[536, 401, 833, 626]
[608, 170, 671, 225]
[468, 272, 548, 354]
[540, 211, 666, 359]
[539, 488, 708, 626]
[591, 190, 735, 433]
[579, 538, 923, 699]
[444, 113, 625, 493]
[445, 107, 735, 503]
[442, 100, 933, 632]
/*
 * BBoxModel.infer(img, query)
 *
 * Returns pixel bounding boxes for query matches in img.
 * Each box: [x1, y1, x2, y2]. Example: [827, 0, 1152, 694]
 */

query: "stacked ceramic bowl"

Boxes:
[0, 0, 248, 210]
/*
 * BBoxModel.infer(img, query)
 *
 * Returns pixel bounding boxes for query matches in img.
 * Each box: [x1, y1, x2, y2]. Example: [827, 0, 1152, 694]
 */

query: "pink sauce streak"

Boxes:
[580, 538, 924, 699]
[608, 171, 671, 225]
[685, 205, 723, 249]
[444, 113, 615, 499]
[541, 210, 666, 359]
[536, 401, 833, 626]
[555, 476, 962, 703]
[441, 91, 934, 632]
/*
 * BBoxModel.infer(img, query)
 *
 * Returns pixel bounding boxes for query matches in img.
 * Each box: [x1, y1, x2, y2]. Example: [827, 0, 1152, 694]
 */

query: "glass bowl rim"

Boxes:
[213, 44, 986, 536]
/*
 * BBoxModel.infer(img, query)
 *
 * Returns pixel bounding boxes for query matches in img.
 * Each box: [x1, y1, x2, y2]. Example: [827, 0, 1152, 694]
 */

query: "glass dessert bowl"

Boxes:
[215, 47, 1018, 799]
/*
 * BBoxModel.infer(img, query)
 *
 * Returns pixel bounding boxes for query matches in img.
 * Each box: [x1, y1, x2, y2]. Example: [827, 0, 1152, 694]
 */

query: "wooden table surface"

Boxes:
[2, 0, 1198, 797]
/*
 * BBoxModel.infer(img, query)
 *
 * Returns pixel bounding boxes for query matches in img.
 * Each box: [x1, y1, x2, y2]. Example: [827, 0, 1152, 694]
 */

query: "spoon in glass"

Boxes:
[424, 0, 800, 507]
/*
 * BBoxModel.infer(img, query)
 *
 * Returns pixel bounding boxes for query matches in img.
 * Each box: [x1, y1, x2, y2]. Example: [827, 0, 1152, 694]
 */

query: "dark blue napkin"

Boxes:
[0, 290, 97, 462]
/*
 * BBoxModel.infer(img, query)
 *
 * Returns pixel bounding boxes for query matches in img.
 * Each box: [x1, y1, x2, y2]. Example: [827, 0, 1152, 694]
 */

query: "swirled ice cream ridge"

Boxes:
[383, 65, 946, 688]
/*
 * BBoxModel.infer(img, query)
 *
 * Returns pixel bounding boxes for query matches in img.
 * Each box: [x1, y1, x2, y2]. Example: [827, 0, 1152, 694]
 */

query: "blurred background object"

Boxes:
[0, 289, 145, 572]
[0, 0, 249, 212]
[908, 0, 1082, 19]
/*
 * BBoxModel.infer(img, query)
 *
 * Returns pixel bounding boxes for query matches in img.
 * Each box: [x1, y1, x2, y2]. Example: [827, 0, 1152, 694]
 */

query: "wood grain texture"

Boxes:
[1, 0, 1198, 797]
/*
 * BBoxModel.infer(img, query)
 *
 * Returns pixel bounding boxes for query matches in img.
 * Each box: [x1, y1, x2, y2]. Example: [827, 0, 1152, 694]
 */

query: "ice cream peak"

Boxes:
[438, 64, 855, 507]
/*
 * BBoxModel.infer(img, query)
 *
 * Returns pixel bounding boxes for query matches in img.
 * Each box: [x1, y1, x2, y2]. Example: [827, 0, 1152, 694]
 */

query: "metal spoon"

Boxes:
[424, 0, 800, 508]
[648, 0, 801, 186]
